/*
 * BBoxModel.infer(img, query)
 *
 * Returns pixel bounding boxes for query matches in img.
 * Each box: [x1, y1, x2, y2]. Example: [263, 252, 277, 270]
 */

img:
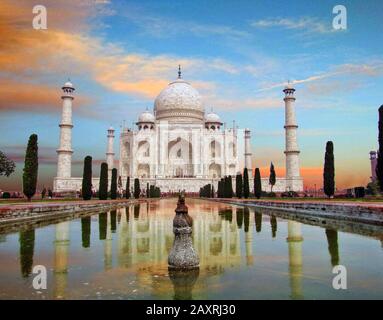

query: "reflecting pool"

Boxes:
[0, 198, 382, 299]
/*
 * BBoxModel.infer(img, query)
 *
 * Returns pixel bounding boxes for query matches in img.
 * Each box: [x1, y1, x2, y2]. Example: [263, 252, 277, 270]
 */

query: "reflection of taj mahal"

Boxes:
[54, 67, 303, 193]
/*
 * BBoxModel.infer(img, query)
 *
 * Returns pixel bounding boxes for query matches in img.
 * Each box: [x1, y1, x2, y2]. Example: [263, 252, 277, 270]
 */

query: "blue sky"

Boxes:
[0, 0, 382, 190]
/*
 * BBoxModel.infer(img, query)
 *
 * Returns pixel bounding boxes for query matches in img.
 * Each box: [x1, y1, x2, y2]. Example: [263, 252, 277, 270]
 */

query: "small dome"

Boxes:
[205, 112, 221, 123]
[138, 110, 155, 123]
[108, 126, 114, 131]
[284, 82, 295, 90]
[63, 80, 74, 88]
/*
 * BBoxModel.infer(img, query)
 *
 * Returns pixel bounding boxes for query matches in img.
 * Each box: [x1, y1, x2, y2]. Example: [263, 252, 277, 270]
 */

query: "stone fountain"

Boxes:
[168, 193, 199, 270]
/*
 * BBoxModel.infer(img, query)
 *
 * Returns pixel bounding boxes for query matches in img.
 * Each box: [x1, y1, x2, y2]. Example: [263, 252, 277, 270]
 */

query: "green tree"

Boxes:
[243, 168, 250, 199]
[81, 156, 92, 200]
[235, 173, 243, 198]
[269, 162, 276, 192]
[99, 162, 108, 200]
[146, 182, 150, 198]
[110, 168, 117, 199]
[125, 177, 130, 199]
[0, 150, 16, 177]
[254, 168, 262, 199]
[376, 106, 383, 191]
[227, 176, 233, 198]
[134, 178, 140, 199]
[22, 134, 38, 201]
[323, 141, 335, 198]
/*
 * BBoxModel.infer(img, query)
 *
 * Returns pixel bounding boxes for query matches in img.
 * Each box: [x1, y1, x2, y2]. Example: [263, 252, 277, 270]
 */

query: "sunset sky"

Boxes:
[0, 0, 382, 191]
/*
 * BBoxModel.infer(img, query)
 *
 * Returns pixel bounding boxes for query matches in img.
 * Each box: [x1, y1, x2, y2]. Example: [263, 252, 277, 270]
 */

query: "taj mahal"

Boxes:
[53, 67, 303, 193]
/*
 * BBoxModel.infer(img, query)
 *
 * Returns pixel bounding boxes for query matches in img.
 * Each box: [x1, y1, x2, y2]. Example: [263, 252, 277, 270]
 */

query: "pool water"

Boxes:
[0, 198, 382, 300]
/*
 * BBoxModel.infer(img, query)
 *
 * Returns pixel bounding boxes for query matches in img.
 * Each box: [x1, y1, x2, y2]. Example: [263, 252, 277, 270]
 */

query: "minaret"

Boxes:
[370, 151, 377, 182]
[106, 126, 115, 178]
[283, 83, 301, 191]
[244, 128, 252, 171]
[56, 80, 75, 178]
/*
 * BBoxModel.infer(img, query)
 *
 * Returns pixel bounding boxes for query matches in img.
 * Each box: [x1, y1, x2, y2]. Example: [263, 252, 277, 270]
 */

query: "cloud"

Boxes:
[119, 8, 250, 40]
[205, 96, 281, 111]
[255, 61, 383, 94]
[251, 17, 333, 35]
[0, 80, 92, 112]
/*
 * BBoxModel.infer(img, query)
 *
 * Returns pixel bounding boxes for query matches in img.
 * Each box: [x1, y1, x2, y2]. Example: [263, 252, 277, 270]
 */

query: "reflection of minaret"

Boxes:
[243, 207, 253, 266]
[104, 212, 113, 270]
[54, 221, 70, 299]
[286, 221, 303, 300]
[19, 229, 35, 278]
[325, 229, 339, 267]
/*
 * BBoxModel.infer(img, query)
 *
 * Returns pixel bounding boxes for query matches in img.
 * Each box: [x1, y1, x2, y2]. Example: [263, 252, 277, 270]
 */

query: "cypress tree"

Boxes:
[81, 156, 92, 200]
[125, 177, 130, 199]
[228, 176, 233, 198]
[146, 182, 150, 198]
[110, 168, 117, 199]
[22, 134, 38, 201]
[243, 168, 250, 199]
[236, 173, 243, 198]
[254, 168, 262, 199]
[376, 106, 383, 191]
[323, 141, 335, 198]
[99, 162, 108, 200]
[269, 162, 276, 192]
[211, 185, 215, 198]
[134, 178, 140, 199]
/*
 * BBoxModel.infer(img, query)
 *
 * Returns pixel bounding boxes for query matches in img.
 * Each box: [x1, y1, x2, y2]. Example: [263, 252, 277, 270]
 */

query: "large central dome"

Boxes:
[154, 77, 204, 122]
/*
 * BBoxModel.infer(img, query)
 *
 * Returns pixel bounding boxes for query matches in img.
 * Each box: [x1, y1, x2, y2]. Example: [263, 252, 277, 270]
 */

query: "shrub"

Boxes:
[2, 192, 10, 199]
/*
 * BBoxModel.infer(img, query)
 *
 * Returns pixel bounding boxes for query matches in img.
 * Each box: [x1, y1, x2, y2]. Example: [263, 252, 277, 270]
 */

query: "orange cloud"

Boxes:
[0, 80, 92, 112]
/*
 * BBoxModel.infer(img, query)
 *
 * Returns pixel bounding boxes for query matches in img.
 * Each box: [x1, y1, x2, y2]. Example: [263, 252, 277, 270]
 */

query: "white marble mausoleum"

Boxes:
[53, 68, 303, 193]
